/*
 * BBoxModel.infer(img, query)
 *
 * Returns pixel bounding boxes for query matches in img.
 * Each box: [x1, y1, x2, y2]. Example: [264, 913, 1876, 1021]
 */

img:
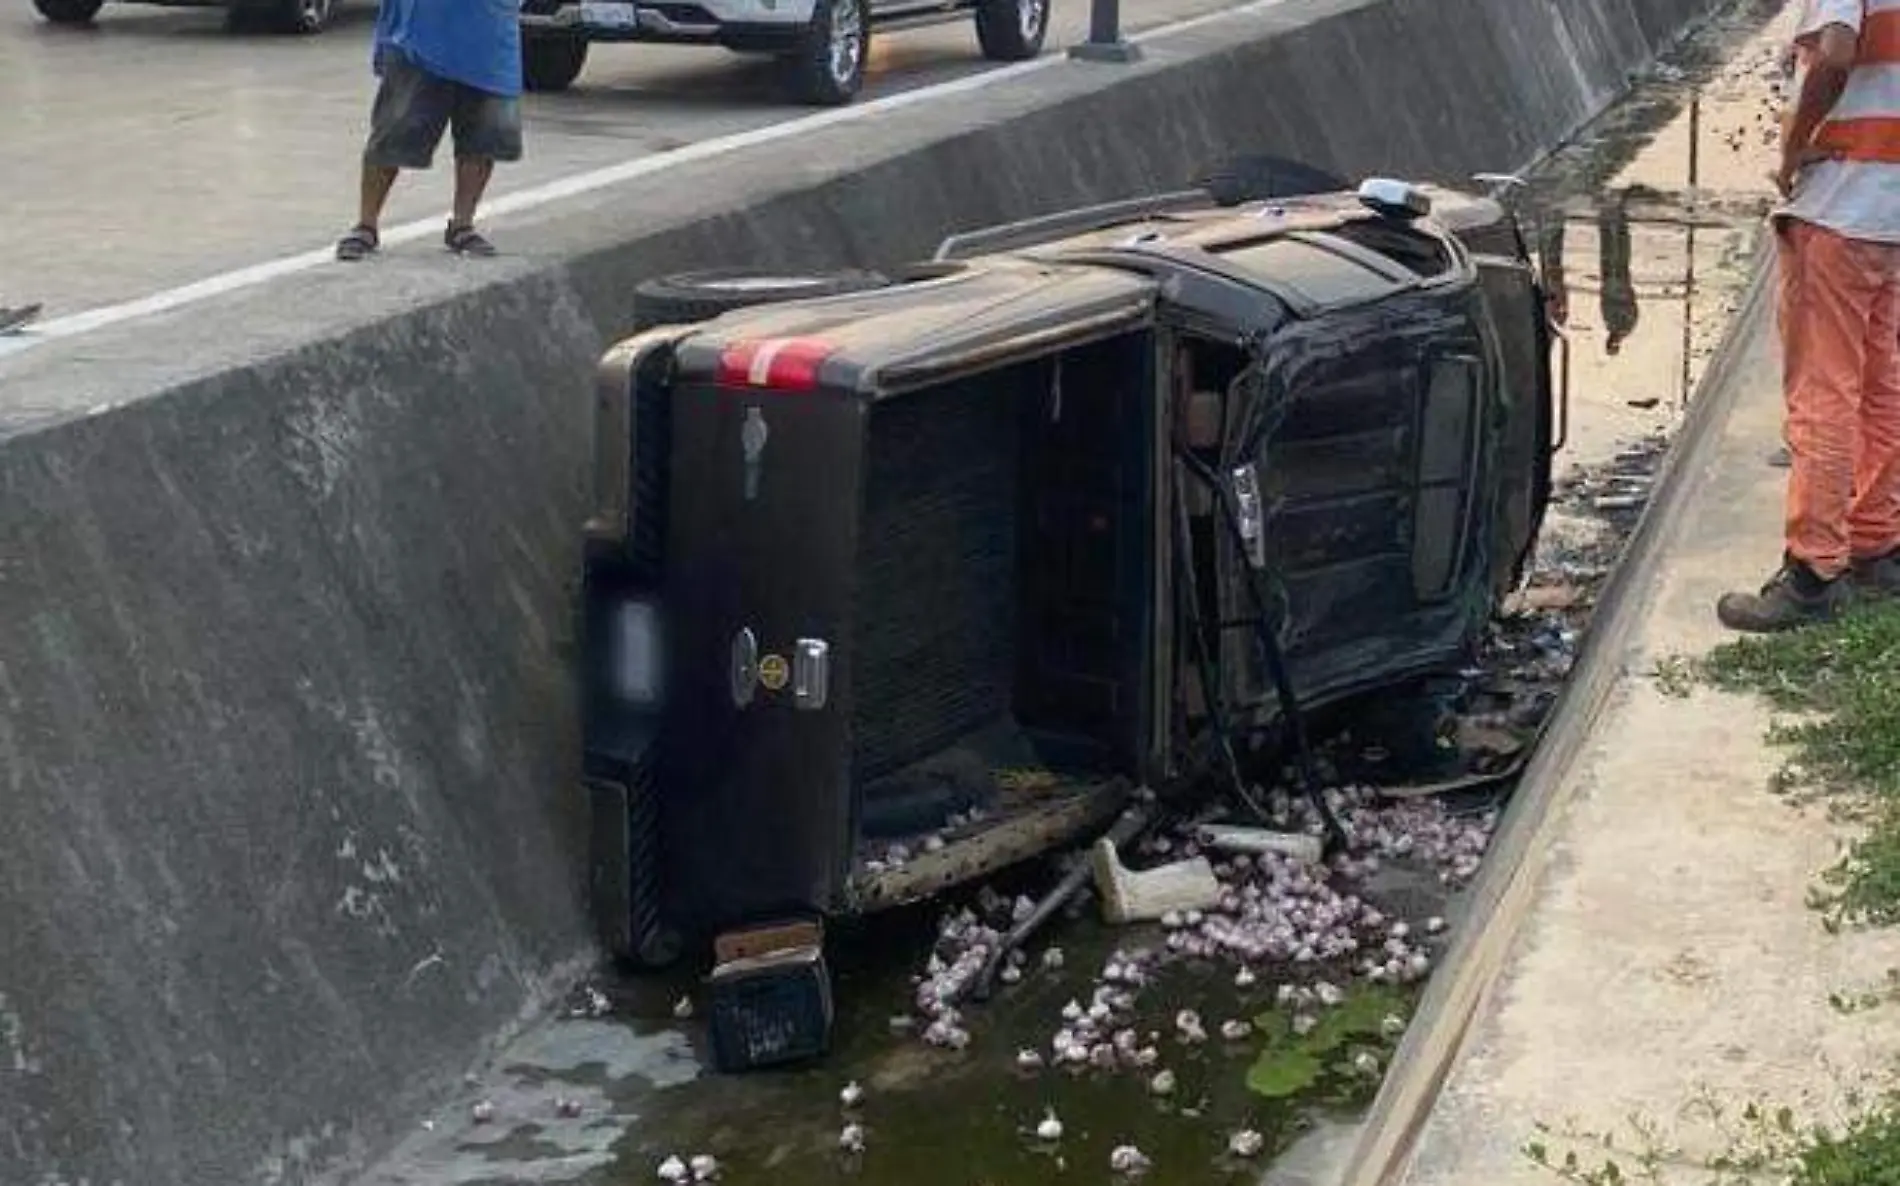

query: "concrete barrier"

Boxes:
[0, 0, 1723, 1182]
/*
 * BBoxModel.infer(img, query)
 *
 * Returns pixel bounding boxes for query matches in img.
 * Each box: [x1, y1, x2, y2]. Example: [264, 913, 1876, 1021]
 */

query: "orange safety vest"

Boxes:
[1812, 0, 1900, 162]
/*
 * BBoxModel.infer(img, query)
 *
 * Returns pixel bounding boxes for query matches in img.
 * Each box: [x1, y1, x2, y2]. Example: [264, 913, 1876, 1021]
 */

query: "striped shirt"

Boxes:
[1782, 0, 1900, 243]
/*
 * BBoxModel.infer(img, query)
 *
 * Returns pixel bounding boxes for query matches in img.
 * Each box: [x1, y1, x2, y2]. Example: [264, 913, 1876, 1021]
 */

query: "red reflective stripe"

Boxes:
[1814, 115, 1900, 161]
[715, 338, 834, 391]
[718, 341, 762, 387]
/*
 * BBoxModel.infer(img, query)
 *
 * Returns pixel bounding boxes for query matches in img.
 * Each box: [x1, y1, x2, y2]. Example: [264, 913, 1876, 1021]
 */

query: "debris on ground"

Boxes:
[1036, 1109, 1064, 1141]
[563, 983, 612, 1019]
[1092, 839, 1223, 925]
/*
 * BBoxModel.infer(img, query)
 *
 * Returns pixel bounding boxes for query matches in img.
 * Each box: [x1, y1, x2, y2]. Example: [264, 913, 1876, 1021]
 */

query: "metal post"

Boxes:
[1068, 0, 1141, 63]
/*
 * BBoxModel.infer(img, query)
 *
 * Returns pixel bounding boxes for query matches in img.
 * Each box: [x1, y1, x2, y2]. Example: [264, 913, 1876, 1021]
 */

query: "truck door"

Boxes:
[1213, 303, 1492, 714]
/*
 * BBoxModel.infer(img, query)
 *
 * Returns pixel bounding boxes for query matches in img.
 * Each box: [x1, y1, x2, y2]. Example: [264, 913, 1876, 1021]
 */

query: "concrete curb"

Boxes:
[1328, 233, 1779, 1186]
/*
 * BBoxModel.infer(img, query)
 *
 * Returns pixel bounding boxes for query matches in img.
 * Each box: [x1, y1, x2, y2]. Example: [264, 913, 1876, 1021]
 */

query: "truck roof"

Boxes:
[668, 183, 1501, 394]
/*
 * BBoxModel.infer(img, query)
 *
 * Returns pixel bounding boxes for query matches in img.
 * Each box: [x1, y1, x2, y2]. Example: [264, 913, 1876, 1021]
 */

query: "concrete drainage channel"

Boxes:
[353, 6, 1788, 1184]
[0, 2, 1771, 1186]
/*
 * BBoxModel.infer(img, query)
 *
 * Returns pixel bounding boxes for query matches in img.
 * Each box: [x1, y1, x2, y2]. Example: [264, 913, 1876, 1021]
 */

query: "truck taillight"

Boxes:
[717, 339, 834, 392]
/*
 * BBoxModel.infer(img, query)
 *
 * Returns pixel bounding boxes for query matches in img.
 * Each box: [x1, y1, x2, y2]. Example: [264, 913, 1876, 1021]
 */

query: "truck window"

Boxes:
[1412, 355, 1482, 600]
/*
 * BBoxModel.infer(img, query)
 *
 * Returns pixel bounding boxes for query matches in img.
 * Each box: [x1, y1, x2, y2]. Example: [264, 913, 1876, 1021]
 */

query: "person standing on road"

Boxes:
[1717, 0, 1900, 632]
[335, 0, 523, 261]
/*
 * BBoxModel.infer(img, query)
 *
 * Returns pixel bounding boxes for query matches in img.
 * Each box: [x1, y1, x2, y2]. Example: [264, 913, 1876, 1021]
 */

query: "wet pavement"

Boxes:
[0, 0, 1251, 325]
[353, 3, 1789, 1184]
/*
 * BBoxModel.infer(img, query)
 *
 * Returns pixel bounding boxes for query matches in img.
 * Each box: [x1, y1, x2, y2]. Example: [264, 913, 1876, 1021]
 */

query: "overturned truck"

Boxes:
[581, 171, 1560, 1070]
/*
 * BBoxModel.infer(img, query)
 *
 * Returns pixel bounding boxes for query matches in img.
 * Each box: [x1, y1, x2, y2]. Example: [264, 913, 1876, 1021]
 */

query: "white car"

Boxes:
[518, 0, 1048, 106]
[32, 0, 339, 34]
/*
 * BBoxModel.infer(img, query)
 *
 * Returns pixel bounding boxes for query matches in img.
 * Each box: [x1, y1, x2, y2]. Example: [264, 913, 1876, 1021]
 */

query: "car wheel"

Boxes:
[778, 0, 867, 107]
[523, 33, 589, 92]
[266, 0, 333, 34]
[631, 268, 889, 330]
[976, 0, 1046, 62]
[33, 0, 105, 25]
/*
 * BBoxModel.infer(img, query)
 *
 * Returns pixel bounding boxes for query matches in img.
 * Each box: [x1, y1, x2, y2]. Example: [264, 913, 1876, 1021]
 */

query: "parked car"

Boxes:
[581, 168, 1561, 1070]
[32, 0, 339, 33]
[517, 0, 1047, 105]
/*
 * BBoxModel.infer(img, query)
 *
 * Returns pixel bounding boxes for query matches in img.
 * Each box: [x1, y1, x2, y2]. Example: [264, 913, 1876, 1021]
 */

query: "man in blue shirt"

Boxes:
[337, 0, 524, 260]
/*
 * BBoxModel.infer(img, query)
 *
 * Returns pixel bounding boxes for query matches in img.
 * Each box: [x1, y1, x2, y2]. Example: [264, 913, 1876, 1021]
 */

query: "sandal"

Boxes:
[445, 223, 497, 258]
[336, 225, 380, 262]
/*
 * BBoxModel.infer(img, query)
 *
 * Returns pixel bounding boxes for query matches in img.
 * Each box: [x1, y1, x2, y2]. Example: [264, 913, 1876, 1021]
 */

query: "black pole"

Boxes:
[1068, 0, 1141, 62]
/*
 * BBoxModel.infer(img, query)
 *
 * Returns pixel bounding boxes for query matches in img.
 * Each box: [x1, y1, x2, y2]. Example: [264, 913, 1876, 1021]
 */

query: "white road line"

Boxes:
[0, 0, 1277, 362]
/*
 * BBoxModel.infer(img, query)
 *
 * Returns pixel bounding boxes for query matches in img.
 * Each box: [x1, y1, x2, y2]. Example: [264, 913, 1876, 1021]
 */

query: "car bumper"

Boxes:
[521, 0, 816, 40]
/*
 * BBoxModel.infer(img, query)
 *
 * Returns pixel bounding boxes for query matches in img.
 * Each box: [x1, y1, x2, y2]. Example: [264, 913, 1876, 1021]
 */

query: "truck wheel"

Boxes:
[976, 0, 1047, 61]
[779, 0, 867, 106]
[524, 34, 590, 92]
[631, 269, 888, 329]
[275, 0, 333, 34]
[227, 0, 331, 33]
[33, 0, 104, 24]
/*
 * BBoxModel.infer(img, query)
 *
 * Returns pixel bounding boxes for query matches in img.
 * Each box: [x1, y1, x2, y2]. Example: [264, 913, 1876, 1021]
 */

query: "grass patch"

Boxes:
[1695, 601, 1900, 928]
[1527, 1089, 1900, 1186]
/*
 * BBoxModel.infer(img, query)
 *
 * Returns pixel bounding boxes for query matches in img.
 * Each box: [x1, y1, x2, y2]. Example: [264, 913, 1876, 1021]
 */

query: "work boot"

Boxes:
[1852, 547, 1900, 599]
[1715, 557, 1850, 633]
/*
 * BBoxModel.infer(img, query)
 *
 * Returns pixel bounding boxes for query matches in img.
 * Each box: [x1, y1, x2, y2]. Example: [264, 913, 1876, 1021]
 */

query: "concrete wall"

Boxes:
[0, 0, 1720, 1182]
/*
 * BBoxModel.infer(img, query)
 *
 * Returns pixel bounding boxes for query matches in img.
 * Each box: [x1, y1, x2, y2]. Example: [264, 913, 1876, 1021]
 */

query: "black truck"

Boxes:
[580, 171, 1560, 1069]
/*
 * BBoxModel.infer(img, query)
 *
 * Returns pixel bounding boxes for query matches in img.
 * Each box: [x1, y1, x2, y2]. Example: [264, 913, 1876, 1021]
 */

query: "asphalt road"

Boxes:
[0, 0, 1237, 320]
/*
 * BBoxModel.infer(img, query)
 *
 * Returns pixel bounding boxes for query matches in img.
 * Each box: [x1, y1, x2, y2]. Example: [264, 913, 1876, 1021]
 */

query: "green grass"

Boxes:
[1526, 1092, 1900, 1186]
[1697, 601, 1900, 928]
[1794, 1106, 1900, 1186]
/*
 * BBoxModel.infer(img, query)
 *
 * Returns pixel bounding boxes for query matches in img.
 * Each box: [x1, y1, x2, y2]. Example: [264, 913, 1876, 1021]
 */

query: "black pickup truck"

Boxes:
[580, 169, 1560, 1070]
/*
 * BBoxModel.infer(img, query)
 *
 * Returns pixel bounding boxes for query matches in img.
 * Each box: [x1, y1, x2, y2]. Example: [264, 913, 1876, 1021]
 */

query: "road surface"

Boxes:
[0, 0, 1240, 321]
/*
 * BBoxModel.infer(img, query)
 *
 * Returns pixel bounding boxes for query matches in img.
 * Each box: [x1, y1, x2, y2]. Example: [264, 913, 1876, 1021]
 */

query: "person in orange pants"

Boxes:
[1719, 0, 1900, 632]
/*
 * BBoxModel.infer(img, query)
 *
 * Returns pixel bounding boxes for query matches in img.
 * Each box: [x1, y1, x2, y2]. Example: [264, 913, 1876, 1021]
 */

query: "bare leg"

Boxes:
[450, 157, 495, 230]
[358, 164, 400, 231]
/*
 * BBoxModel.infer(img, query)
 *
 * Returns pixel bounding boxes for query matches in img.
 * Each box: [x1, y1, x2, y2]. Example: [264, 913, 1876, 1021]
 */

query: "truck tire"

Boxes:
[631, 268, 888, 330]
[227, 0, 331, 33]
[273, 0, 333, 33]
[33, 0, 104, 24]
[523, 33, 589, 93]
[976, 0, 1047, 62]
[778, 0, 867, 106]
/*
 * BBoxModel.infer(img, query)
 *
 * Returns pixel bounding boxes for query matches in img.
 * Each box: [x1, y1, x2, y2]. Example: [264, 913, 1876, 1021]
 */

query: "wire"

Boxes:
[1203, 460, 1352, 856]
[1170, 460, 1273, 824]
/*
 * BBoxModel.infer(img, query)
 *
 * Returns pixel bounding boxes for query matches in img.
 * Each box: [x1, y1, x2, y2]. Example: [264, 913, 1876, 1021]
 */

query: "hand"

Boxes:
[1774, 145, 1835, 199]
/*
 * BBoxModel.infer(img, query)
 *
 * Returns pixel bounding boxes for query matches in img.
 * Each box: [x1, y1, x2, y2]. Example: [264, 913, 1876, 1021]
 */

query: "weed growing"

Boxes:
[1526, 1086, 1900, 1186]
[1694, 601, 1900, 928]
